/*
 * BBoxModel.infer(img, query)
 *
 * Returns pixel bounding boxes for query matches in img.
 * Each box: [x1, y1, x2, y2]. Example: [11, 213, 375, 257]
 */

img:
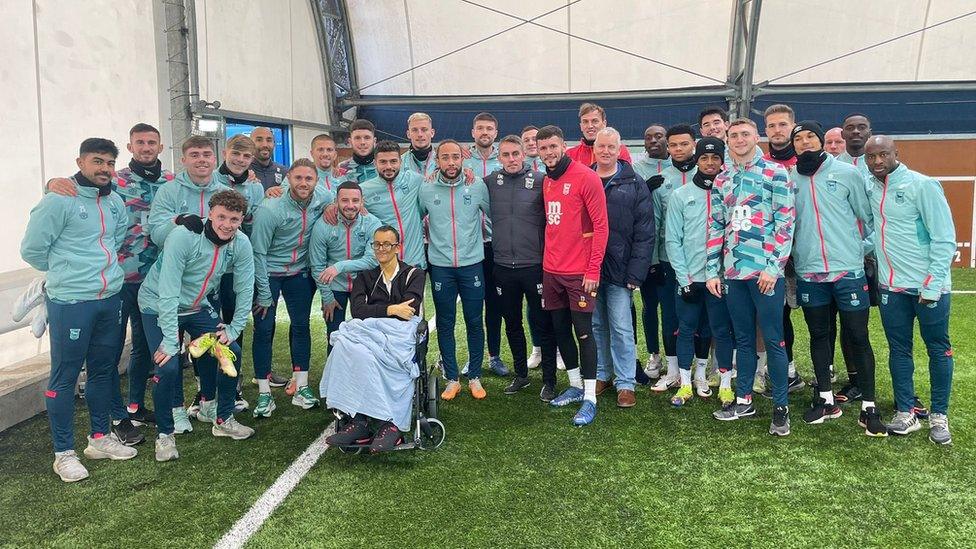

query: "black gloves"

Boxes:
[679, 284, 700, 303]
[646, 175, 665, 191]
[175, 214, 204, 234]
[647, 265, 665, 286]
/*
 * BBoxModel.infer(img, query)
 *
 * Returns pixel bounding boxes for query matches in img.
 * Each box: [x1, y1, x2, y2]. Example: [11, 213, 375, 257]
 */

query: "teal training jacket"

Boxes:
[21, 179, 127, 303]
[419, 172, 491, 268]
[308, 212, 382, 303]
[138, 226, 254, 355]
[868, 163, 955, 300]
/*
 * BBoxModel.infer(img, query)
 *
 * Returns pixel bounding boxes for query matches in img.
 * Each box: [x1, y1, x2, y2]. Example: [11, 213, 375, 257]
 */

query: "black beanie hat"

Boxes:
[791, 120, 825, 147]
[694, 137, 726, 162]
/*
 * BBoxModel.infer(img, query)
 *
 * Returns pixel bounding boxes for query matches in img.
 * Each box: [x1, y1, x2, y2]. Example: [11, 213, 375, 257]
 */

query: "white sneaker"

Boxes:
[644, 354, 662, 379]
[13, 277, 45, 322]
[155, 434, 179, 462]
[172, 407, 193, 434]
[212, 417, 255, 440]
[527, 347, 542, 370]
[53, 450, 89, 482]
[83, 433, 137, 460]
[30, 303, 48, 338]
[556, 351, 566, 371]
[650, 374, 679, 393]
[753, 374, 767, 394]
[694, 378, 713, 398]
[196, 399, 217, 424]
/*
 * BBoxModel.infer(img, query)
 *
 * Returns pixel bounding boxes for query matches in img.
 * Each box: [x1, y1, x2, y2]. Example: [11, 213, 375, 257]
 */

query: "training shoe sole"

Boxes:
[212, 426, 253, 440]
[888, 422, 923, 436]
[83, 446, 136, 461]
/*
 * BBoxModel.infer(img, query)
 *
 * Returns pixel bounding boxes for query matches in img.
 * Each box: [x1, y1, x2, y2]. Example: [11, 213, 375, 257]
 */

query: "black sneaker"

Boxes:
[268, 372, 288, 388]
[369, 422, 403, 454]
[834, 384, 862, 404]
[635, 360, 651, 386]
[326, 417, 371, 446]
[112, 418, 145, 446]
[911, 395, 930, 419]
[787, 375, 807, 393]
[769, 405, 791, 436]
[859, 406, 888, 437]
[539, 384, 556, 403]
[127, 406, 156, 426]
[803, 396, 842, 424]
[504, 377, 530, 395]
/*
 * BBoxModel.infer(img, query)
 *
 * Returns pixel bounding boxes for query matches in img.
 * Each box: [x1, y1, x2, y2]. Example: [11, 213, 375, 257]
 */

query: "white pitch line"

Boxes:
[214, 424, 335, 549]
[952, 290, 976, 294]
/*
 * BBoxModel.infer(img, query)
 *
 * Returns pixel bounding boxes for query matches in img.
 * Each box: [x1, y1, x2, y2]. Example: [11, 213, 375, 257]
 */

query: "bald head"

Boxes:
[824, 127, 845, 156]
[864, 135, 898, 180]
[251, 127, 275, 163]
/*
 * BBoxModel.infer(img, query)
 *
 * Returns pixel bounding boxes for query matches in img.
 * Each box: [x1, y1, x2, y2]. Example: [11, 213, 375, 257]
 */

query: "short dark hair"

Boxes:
[79, 138, 119, 158]
[349, 119, 375, 134]
[520, 125, 538, 135]
[181, 135, 215, 154]
[374, 140, 401, 155]
[698, 106, 729, 125]
[499, 135, 523, 148]
[209, 189, 248, 214]
[535, 125, 564, 141]
[336, 181, 362, 195]
[473, 112, 498, 126]
[311, 133, 335, 147]
[129, 123, 160, 137]
[645, 124, 666, 133]
[436, 139, 463, 156]
[374, 225, 400, 243]
[665, 124, 696, 141]
[843, 112, 871, 124]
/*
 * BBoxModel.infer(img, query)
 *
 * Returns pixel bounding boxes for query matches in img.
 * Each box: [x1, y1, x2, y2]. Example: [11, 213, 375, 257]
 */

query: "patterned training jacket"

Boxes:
[114, 167, 174, 283]
[706, 148, 795, 281]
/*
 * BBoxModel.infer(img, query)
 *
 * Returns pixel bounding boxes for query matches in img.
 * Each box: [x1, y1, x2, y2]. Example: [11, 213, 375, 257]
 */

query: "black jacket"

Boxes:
[249, 159, 288, 191]
[350, 261, 426, 320]
[596, 161, 655, 287]
[484, 166, 546, 268]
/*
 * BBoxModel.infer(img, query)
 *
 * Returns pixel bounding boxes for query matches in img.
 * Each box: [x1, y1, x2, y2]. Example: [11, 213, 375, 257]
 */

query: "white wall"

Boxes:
[0, 0, 171, 366]
[0, 0, 168, 275]
[348, 0, 732, 96]
[196, 0, 331, 124]
[753, 0, 976, 84]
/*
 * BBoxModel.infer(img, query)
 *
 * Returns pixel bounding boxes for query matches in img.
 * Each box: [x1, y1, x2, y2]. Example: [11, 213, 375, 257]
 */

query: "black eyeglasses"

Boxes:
[371, 242, 399, 251]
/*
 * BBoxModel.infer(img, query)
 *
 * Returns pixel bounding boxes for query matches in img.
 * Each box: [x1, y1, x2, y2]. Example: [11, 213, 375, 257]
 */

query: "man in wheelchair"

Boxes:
[321, 225, 427, 453]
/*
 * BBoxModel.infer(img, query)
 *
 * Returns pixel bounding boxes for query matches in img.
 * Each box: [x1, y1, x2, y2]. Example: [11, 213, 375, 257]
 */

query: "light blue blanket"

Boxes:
[320, 316, 421, 431]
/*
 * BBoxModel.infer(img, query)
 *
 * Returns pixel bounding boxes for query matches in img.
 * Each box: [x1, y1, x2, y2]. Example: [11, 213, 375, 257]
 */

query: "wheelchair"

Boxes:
[329, 319, 446, 454]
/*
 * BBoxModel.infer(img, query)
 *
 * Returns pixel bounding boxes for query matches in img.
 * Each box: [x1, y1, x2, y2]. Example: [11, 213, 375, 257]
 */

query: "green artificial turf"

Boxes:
[1, 270, 974, 548]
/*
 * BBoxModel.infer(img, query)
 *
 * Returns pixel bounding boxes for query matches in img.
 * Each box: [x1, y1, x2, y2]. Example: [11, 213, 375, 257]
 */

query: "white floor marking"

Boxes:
[214, 424, 335, 549]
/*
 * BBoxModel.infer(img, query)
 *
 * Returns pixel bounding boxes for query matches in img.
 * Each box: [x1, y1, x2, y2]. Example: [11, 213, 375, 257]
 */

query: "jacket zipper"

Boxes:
[191, 244, 220, 309]
[95, 196, 111, 298]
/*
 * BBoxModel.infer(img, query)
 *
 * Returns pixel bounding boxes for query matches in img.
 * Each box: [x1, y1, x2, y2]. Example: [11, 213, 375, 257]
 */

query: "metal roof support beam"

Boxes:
[309, 0, 340, 127]
[727, 0, 763, 118]
[753, 80, 976, 96]
[337, 85, 737, 108]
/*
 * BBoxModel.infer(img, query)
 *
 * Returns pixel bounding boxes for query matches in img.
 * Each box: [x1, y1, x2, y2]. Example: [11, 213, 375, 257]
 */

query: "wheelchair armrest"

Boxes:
[415, 319, 429, 344]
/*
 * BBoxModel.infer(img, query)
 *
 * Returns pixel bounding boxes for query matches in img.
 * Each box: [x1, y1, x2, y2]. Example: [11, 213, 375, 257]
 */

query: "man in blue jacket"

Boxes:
[21, 138, 136, 482]
[590, 128, 654, 408]
[865, 136, 955, 445]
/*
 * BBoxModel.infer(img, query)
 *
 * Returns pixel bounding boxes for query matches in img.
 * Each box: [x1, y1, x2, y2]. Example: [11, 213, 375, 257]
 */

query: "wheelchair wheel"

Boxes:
[418, 418, 446, 450]
[425, 369, 440, 419]
[337, 445, 364, 455]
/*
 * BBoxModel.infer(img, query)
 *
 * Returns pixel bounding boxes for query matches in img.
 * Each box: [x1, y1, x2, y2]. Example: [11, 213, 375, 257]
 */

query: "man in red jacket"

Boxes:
[537, 125, 609, 426]
[566, 103, 632, 166]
